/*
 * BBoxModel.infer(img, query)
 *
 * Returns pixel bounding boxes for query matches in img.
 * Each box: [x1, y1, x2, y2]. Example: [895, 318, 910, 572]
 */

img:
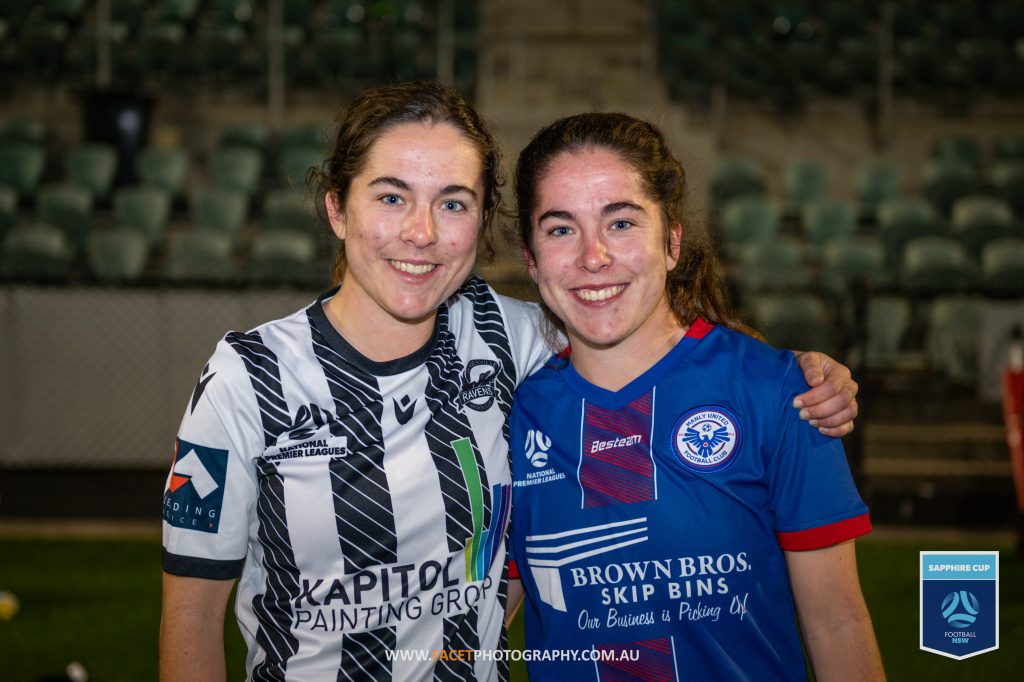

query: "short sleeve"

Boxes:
[766, 360, 870, 550]
[497, 295, 559, 384]
[161, 337, 263, 579]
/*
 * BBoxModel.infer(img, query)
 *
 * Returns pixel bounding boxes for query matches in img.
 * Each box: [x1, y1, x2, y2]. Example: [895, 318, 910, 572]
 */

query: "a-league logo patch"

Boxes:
[920, 551, 999, 659]
[671, 406, 741, 473]
[163, 438, 228, 533]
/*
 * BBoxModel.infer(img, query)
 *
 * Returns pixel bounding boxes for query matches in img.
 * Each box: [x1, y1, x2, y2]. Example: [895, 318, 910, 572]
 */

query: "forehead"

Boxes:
[538, 148, 646, 204]
[360, 120, 484, 183]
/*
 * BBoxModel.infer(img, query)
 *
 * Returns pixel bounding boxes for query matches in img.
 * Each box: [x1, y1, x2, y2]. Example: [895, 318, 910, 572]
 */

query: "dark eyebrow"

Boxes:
[602, 201, 645, 215]
[440, 184, 478, 199]
[368, 176, 410, 190]
[537, 209, 574, 223]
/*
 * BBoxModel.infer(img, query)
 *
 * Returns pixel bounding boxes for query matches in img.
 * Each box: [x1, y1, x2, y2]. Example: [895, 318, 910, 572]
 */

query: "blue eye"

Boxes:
[549, 226, 571, 237]
[611, 220, 632, 230]
[380, 194, 402, 205]
[442, 199, 465, 211]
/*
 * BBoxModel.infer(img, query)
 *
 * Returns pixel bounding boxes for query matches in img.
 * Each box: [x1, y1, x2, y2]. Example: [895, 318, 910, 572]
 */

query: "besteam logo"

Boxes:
[942, 591, 979, 628]
[164, 439, 228, 533]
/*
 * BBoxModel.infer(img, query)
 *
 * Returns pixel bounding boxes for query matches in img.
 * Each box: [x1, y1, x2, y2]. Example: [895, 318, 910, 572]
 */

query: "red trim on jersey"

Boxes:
[776, 514, 872, 551]
[508, 560, 520, 579]
[686, 318, 714, 339]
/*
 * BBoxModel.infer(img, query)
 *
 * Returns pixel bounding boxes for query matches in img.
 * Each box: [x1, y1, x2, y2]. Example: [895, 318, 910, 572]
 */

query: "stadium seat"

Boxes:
[18, 21, 71, 79]
[819, 236, 888, 296]
[854, 159, 901, 221]
[190, 188, 249, 238]
[263, 188, 319, 236]
[863, 296, 912, 369]
[900, 236, 975, 295]
[249, 229, 320, 285]
[195, 22, 250, 82]
[87, 228, 149, 281]
[313, 26, 367, 84]
[993, 135, 1024, 162]
[921, 159, 979, 217]
[801, 198, 856, 252]
[926, 295, 984, 386]
[719, 195, 780, 252]
[220, 123, 272, 158]
[163, 229, 236, 282]
[0, 143, 46, 200]
[44, 0, 89, 22]
[782, 159, 829, 215]
[158, 0, 200, 22]
[709, 157, 766, 211]
[282, 123, 327, 150]
[734, 237, 811, 293]
[112, 186, 171, 246]
[35, 182, 94, 255]
[950, 195, 1015, 258]
[64, 143, 118, 201]
[277, 144, 324, 190]
[0, 119, 47, 145]
[991, 161, 1024, 218]
[208, 146, 263, 196]
[750, 294, 835, 356]
[876, 197, 941, 265]
[137, 21, 187, 79]
[1, 222, 72, 280]
[931, 134, 982, 169]
[136, 147, 190, 199]
[980, 237, 1024, 297]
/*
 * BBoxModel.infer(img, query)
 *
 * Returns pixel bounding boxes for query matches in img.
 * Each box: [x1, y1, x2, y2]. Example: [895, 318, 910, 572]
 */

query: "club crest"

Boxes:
[671, 406, 741, 473]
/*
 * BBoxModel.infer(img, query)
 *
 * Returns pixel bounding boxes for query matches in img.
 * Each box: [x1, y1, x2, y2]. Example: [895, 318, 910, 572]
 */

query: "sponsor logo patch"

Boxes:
[671, 406, 741, 473]
[164, 438, 228, 533]
[920, 551, 999, 659]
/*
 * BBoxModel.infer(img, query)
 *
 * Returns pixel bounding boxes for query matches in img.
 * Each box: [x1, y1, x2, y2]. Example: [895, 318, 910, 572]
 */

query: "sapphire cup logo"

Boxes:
[942, 591, 979, 628]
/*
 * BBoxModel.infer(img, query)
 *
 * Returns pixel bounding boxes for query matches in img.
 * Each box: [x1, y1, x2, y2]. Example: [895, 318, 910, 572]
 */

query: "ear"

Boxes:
[666, 222, 682, 268]
[523, 246, 539, 284]
[325, 193, 346, 240]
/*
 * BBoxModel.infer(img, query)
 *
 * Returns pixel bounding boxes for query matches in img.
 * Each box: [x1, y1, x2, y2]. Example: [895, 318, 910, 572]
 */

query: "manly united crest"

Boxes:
[671, 406, 742, 473]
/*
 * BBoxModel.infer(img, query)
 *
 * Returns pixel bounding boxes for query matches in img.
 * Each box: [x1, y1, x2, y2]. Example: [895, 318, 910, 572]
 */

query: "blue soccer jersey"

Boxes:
[509, 320, 870, 681]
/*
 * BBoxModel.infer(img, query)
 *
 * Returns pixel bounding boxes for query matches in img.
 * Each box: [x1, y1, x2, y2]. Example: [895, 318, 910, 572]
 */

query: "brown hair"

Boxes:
[310, 81, 503, 285]
[514, 112, 760, 341]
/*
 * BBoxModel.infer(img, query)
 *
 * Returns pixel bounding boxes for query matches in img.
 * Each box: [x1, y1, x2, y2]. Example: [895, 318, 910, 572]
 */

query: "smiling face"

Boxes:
[326, 121, 485, 348]
[527, 147, 683, 358]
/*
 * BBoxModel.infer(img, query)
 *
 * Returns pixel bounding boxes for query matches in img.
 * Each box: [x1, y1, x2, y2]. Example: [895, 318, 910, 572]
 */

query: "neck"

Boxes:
[323, 289, 436, 362]
[570, 312, 688, 392]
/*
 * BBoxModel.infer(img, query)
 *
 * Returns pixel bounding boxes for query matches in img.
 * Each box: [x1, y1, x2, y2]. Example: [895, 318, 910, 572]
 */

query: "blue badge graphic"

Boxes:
[920, 551, 999, 659]
[163, 438, 228, 533]
[671, 406, 742, 473]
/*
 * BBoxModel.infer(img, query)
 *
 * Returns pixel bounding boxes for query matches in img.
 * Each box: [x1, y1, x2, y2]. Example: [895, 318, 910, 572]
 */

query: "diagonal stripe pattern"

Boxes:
[307, 309, 398, 572]
[581, 392, 656, 508]
[227, 331, 291, 448]
[597, 637, 676, 682]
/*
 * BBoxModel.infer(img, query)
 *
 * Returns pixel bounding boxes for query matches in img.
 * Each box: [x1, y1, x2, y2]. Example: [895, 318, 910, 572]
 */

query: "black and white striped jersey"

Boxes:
[162, 276, 551, 681]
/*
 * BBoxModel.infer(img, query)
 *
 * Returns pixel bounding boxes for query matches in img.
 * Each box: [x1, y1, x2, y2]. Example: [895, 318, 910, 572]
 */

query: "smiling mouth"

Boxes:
[574, 285, 625, 302]
[389, 260, 437, 275]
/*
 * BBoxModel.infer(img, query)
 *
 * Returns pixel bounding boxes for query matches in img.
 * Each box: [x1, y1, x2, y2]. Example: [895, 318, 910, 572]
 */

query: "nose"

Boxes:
[401, 205, 437, 247]
[578, 231, 611, 271]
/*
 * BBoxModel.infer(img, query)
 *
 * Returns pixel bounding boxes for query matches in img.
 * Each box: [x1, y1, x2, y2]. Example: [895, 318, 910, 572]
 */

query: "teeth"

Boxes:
[576, 285, 625, 302]
[390, 260, 436, 275]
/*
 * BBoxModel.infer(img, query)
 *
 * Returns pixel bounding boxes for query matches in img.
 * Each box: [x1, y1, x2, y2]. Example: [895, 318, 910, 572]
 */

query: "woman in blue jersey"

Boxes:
[506, 113, 885, 680]
[159, 82, 861, 681]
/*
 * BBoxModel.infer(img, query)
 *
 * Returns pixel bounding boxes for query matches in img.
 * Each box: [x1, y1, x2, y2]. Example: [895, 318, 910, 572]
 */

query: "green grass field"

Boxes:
[0, 533, 1020, 681]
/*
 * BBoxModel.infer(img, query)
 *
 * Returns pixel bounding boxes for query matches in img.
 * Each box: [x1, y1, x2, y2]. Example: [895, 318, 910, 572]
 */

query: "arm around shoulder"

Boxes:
[160, 572, 236, 682]
[785, 540, 885, 682]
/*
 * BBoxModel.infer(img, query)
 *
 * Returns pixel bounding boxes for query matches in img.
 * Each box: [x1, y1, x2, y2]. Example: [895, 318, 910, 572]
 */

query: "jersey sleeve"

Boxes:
[766, 359, 871, 551]
[497, 294, 561, 384]
[161, 336, 263, 579]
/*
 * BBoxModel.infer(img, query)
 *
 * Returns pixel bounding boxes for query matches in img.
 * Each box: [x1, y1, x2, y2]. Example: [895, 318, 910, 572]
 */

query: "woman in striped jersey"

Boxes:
[160, 82, 860, 681]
